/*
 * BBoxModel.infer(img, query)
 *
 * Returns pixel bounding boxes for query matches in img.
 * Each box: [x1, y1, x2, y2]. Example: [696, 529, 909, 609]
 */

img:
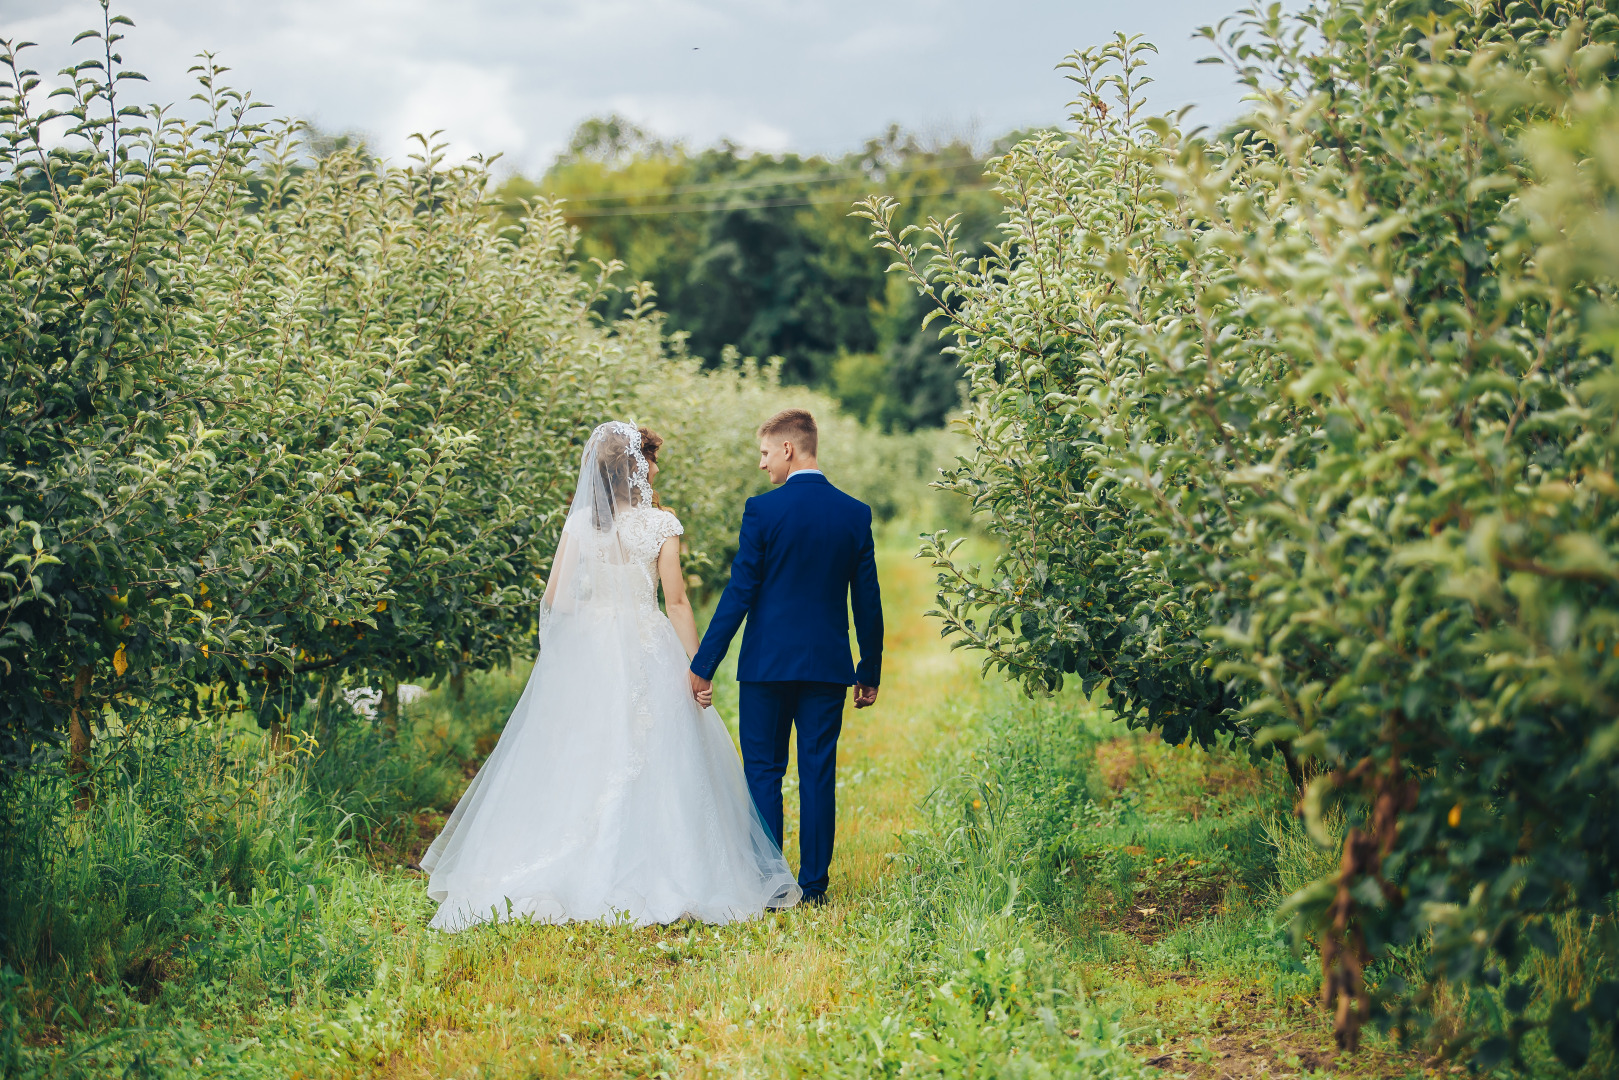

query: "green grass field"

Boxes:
[2, 528, 1613, 1079]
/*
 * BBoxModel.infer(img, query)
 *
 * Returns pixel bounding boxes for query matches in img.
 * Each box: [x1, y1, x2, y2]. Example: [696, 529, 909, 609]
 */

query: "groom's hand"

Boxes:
[689, 671, 713, 708]
[853, 684, 878, 709]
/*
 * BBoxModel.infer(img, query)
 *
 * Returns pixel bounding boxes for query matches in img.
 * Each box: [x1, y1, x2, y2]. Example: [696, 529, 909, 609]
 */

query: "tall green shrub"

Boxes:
[863, 34, 1237, 751]
[236, 134, 627, 723]
[869, 1, 1619, 1067]
[0, 10, 406, 773]
[0, 4, 645, 768]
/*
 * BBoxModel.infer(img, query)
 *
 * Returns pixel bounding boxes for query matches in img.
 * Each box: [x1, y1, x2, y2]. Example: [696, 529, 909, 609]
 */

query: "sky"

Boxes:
[3, 1, 1271, 176]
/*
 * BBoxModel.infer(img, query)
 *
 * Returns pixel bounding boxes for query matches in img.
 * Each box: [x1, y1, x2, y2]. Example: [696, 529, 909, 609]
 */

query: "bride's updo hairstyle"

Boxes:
[637, 427, 663, 467]
[586, 423, 664, 530]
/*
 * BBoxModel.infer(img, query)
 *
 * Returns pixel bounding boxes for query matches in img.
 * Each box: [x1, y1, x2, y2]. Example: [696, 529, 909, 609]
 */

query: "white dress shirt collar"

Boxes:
[786, 468, 824, 481]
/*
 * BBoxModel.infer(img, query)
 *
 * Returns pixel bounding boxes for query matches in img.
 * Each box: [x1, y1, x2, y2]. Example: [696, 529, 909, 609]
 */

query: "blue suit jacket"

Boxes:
[691, 473, 882, 686]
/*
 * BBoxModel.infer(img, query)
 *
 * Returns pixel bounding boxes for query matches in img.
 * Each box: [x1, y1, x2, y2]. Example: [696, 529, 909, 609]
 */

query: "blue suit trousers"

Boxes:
[737, 680, 846, 898]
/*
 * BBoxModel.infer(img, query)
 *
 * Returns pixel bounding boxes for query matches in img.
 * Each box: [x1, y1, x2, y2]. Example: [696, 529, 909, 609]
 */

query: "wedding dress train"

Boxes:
[420, 423, 801, 931]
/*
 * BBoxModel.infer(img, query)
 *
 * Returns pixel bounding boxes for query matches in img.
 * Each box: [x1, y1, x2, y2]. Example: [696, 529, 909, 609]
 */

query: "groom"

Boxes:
[688, 409, 883, 905]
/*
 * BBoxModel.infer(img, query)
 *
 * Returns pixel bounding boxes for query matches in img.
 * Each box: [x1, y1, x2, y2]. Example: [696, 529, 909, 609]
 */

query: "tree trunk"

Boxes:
[453, 648, 473, 702]
[380, 677, 399, 739]
[69, 665, 93, 810]
[1279, 740, 1314, 797]
[315, 675, 337, 746]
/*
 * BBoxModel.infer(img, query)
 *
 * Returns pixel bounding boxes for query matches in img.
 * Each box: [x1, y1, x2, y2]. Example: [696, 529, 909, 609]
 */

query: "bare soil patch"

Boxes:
[1129, 978, 1438, 1078]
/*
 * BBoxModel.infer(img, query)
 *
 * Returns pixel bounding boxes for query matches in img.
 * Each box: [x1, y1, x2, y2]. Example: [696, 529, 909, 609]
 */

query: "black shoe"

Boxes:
[802, 892, 829, 908]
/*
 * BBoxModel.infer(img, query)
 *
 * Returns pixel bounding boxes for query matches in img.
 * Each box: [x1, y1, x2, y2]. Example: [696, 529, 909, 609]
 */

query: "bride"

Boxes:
[420, 421, 802, 930]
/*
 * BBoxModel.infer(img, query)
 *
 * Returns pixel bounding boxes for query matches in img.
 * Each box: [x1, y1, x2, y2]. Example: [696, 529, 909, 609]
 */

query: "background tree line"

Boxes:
[494, 117, 1014, 431]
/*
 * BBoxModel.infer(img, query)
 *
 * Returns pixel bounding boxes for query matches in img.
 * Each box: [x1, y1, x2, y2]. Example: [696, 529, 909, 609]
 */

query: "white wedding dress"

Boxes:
[420, 422, 800, 931]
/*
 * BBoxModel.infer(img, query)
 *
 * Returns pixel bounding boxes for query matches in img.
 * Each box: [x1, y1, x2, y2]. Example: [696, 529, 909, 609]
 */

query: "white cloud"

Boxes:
[4, 0, 1290, 175]
[386, 61, 524, 165]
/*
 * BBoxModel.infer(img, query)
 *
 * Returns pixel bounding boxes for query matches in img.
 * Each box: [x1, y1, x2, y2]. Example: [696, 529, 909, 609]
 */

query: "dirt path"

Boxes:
[364, 530, 984, 1079]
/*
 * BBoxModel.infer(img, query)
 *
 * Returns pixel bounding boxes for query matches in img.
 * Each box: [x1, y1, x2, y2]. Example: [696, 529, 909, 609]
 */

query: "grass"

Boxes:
[316, 528, 1092, 1079]
[2, 525, 1616, 1079]
[866, 697, 1619, 1080]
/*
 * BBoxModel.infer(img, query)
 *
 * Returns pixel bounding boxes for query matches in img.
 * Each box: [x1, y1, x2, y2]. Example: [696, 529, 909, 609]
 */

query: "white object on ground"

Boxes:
[343, 687, 380, 719]
[342, 684, 426, 719]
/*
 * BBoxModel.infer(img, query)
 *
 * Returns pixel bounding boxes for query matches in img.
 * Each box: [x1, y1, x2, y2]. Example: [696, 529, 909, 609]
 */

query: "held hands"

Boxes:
[687, 671, 870, 710]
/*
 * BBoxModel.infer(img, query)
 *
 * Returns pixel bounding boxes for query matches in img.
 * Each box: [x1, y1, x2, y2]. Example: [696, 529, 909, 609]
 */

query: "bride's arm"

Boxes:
[542, 531, 576, 611]
[657, 537, 700, 659]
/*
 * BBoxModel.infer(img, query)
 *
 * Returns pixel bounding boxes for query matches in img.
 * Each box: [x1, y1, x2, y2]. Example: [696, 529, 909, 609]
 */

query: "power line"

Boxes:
[558, 183, 995, 219]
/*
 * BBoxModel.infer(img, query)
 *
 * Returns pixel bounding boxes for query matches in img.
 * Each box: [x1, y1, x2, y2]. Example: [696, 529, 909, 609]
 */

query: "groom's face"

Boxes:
[759, 438, 793, 485]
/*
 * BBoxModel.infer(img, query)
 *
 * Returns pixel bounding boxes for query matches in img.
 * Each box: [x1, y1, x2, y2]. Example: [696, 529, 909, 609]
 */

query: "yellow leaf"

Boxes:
[198, 582, 208, 596]
[1448, 803, 1462, 828]
[1585, 470, 1618, 496]
[376, 600, 387, 612]
[113, 644, 128, 676]
[200, 644, 209, 658]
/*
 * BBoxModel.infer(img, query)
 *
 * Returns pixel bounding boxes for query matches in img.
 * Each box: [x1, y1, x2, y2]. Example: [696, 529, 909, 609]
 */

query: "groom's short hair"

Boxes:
[758, 409, 818, 457]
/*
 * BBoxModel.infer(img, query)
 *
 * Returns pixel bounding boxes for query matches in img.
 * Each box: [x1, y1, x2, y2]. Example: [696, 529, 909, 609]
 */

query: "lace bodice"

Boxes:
[615, 507, 683, 609]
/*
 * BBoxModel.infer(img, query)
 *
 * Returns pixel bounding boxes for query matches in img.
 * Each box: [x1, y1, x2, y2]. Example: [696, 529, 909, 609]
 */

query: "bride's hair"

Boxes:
[637, 426, 663, 466]
[590, 425, 665, 529]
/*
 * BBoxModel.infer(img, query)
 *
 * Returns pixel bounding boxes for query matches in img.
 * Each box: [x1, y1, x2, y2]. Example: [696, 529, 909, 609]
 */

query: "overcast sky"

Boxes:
[4, 1, 1270, 176]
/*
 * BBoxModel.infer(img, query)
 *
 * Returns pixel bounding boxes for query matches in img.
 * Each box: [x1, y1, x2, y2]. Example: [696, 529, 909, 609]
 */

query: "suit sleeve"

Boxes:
[851, 507, 883, 687]
[690, 498, 766, 681]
